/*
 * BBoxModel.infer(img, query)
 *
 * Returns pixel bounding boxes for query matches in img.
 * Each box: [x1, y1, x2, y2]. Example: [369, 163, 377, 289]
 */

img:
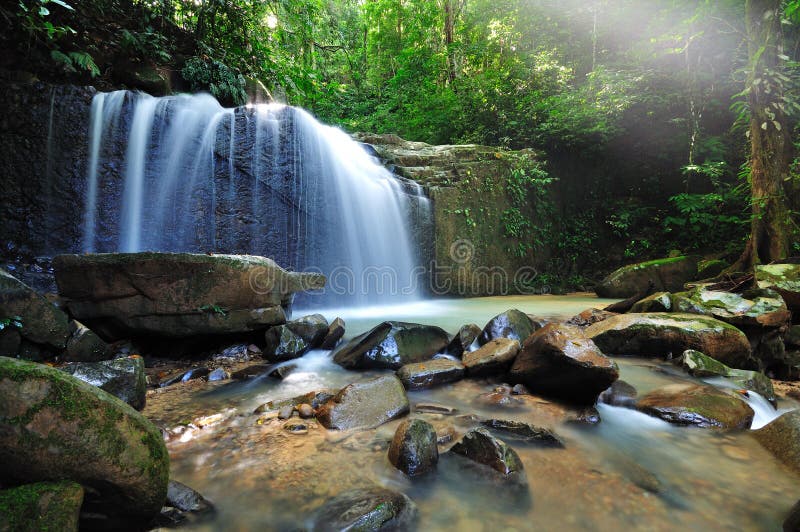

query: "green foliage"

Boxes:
[182, 56, 247, 106]
[51, 50, 99, 77]
[664, 190, 749, 252]
[0, 316, 23, 331]
[197, 304, 228, 316]
[118, 28, 172, 63]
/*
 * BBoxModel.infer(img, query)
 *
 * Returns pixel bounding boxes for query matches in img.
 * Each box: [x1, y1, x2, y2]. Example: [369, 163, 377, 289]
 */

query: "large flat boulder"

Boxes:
[52, 253, 325, 339]
[0, 268, 70, 356]
[756, 263, 800, 309]
[510, 323, 618, 405]
[332, 321, 449, 370]
[671, 288, 790, 329]
[636, 383, 754, 429]
[0, 357, 169, 530]
[316, 375, 410, 430]
[595, 256, 699, 299]
[585, 313, 751, 367]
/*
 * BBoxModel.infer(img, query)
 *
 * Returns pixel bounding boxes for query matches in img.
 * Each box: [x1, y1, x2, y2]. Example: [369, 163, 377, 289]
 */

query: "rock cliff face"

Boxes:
[355, 133, 553, 297]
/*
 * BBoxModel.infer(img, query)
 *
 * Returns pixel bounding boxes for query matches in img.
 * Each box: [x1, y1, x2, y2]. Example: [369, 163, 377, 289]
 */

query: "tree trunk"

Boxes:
[736, 0, 793, 268]
[444, 0, 456, 84]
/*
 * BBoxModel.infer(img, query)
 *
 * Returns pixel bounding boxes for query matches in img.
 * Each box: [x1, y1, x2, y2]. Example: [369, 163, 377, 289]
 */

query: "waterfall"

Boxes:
[81, 91, 431, 307]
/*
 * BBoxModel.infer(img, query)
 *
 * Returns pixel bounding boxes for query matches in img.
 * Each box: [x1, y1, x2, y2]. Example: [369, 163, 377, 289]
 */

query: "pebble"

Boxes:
[278, 406, 295, 420]
[284, 420, 309, 434]
[194, 413, 224, 428]
[415, 403, 458, 415]
[297, 403, 315, 418]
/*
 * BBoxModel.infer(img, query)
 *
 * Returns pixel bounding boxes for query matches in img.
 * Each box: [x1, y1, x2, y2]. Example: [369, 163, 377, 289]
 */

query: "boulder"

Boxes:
[585, 313, 751, 367]
[598, 380, 638, 408]
[450, 428, 524, 477]
[510, 323, 618, 405]
[0, 481, 83, 532]
[675, 349, 774, 402]
[671, 288, 790, 329]
[479, 419, 564, 447]
[0, 268, 70, 355]
[60, 356, 147, 410]
[387, 418, 439, 477]
[311, 487, 417, 532]
[397, 359, 465, 390]
[285, 314, 328, 347]
[332, 321, 449, 370]
[636, 383, 754, 429]
[319, 317, 346, 350]
[566, 308, 618, 327]
[445, 323, 482, 356]
[462, 338, 520, 376]
[0, 357, 169, 529]
[629, 292, 672, 313]
[263, 325, 309, 362]
[595, 256, 699, 299]
[755, 263, 800, 309]
[64, 320, 110, 362]
[52, 253, 325, 339]
[478, 309, 536, 345]
[165, 480, 214, 516]
[752, 411, 800, 474]
[316, 375, 410, 430]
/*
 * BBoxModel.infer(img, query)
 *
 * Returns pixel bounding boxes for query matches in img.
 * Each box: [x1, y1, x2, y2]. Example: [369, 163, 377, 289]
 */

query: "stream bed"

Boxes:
[144, 295, 800, 531]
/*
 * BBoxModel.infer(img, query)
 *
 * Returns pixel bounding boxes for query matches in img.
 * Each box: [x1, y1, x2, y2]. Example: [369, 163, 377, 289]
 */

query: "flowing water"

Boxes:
[144, 295, 800, 531]
[81, 91, 430, 306]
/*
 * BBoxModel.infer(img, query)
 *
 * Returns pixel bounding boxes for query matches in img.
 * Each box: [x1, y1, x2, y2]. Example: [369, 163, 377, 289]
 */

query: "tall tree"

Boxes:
[736, 0, 794, 267]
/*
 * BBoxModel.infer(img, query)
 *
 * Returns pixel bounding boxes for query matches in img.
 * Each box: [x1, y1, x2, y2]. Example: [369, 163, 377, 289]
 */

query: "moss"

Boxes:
[0, 481, 83, 532]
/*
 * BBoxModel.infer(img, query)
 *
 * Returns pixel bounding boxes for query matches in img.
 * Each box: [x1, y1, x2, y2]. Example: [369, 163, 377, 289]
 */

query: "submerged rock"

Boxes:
[397, 358, 465, 390]
[0, 268, 70, 357]
[450, 428, 525, 477]
[478, 309, 536, 345]
[320, 317, 346, 350]
[585, 313, 751, 367]
[166, 480, 214, 515]
[446, 323, 482, 356]
[317, 375, 410, 430]
[510, 323, 618, 405]
[52, 253, 324, 339]
[0, 357, 169, 530]
[207, 367, 230, 381]
[159, 366, 210, 388]
[64, 319, 110, 362]
[388, 418, 439, 477]
[636, 383, 754, 429]
[752, 410, 800, 474]
[263, 325, 309, 361]
[595, 256, 699, 299]
[332, 321, 449, 370]
[479, 419, 564, 447]
[598, 380, 638, 408]
[462, 338, 520, 376]
[755, 263, 800, 310]
[0, 481, 83, 532]
[311, 487, 418, 532]
[676, 349, 774, 402]
[60, 356, 146, 410]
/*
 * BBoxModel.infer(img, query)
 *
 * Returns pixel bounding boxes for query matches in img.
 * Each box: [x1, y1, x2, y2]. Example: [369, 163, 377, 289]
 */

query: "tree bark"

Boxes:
[736, 0, 793, 268]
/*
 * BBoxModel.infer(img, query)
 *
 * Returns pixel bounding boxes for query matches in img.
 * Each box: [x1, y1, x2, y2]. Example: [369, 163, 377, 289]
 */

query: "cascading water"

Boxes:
[82, 90, 431, 306]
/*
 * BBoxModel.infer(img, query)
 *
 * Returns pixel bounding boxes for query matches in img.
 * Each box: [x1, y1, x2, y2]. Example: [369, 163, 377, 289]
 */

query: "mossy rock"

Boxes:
[636, 383, 754, 429]
[629, 292, 672, 313]
[388, 418, 439, 477]
[671, 288, 790, 329]
[478, 309, 537, 345]
[676, 349, 774, 402]
[0, 268, 70, 355]
[585, 313, 751, 367]
[0, 357, 169, 530]
[755, 263, 800, 310]
[311, 487, 418, 531]
[0, 481, 83, 532]
[595, 256, 699, 299]
[59, 356, 147, 410]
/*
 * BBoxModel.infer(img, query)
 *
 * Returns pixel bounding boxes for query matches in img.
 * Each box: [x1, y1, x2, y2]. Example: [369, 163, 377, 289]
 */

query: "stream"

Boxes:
[144, 294, 800, 531]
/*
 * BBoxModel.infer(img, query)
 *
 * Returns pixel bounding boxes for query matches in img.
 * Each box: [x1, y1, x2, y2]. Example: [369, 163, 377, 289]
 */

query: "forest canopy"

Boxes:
[1, 0, 799, 282]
